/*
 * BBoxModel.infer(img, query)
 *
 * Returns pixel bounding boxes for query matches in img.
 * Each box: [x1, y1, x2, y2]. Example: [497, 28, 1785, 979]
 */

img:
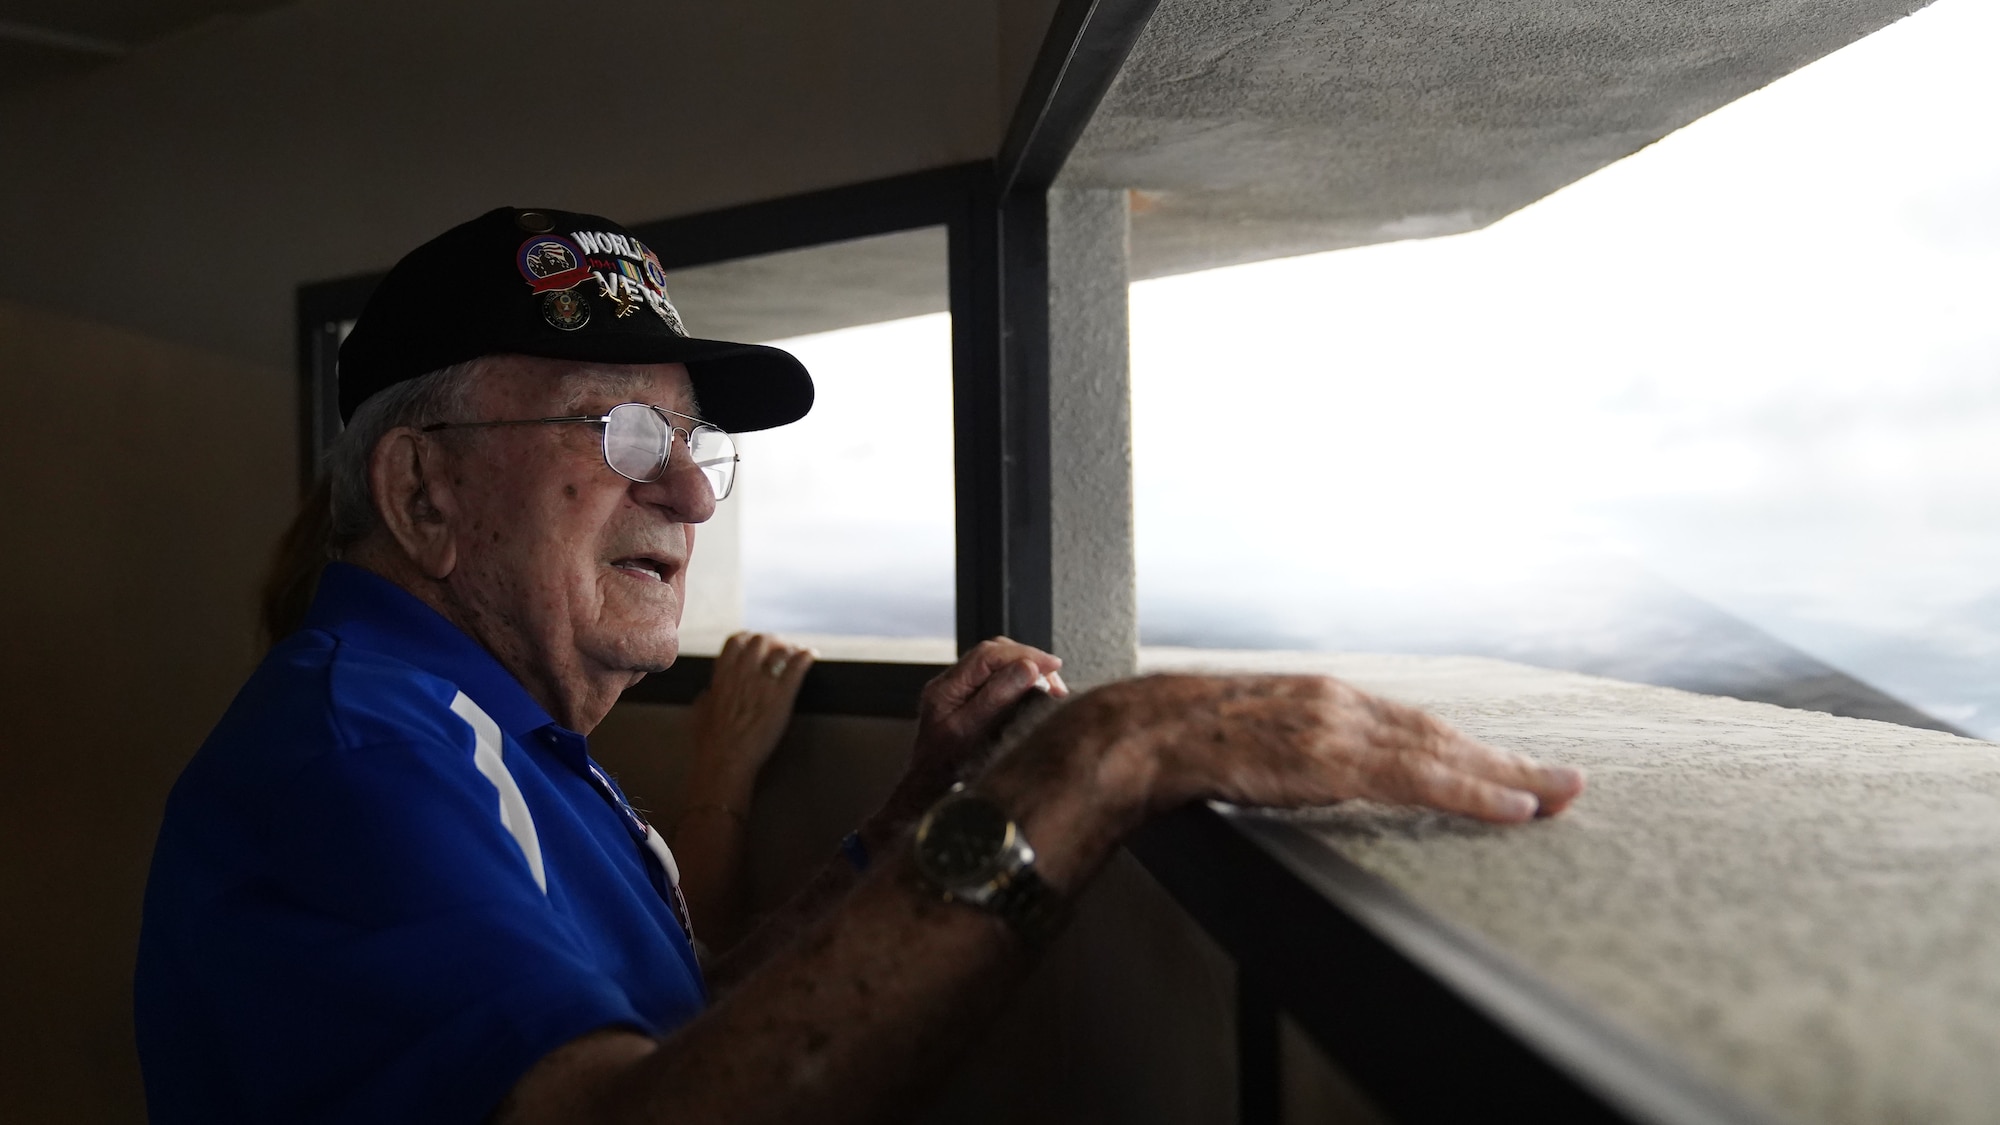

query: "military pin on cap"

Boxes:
[542, 289, 590, 330]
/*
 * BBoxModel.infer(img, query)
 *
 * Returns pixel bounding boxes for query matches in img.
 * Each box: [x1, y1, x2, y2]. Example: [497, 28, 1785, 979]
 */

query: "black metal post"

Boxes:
[1238, 974, 1283, 1125]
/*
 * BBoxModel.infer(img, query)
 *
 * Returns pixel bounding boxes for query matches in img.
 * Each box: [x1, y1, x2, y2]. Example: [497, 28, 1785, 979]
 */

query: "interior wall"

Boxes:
[0, 0, 1009, 375]
[0, 297, 294, 1123]
[589, 704, 917, 917]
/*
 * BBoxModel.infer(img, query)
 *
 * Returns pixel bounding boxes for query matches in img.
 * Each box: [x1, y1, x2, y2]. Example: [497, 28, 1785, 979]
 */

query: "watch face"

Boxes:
[917, 794, 1013, 886]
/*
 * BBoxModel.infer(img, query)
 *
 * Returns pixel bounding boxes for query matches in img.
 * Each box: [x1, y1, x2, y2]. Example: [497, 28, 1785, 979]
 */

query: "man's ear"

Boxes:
[368, 428, 460, 580]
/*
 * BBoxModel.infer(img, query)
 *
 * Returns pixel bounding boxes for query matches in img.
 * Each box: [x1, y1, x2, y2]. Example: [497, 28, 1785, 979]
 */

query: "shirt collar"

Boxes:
[303, 562, 559, 740]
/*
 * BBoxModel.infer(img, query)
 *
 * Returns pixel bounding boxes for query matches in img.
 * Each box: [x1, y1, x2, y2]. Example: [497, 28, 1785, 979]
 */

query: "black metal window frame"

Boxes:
[295, 1, 1768, 1120]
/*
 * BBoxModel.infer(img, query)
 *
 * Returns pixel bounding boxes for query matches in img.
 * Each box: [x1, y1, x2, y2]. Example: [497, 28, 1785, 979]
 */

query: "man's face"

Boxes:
[435, 356, 716, 693]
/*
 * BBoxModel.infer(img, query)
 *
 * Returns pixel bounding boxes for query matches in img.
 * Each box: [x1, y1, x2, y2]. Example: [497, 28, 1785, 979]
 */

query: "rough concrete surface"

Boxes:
[1047, 188, 1140, 690]
[1067, 0, 1936, 280]
[1141, 647, 2000, 1125]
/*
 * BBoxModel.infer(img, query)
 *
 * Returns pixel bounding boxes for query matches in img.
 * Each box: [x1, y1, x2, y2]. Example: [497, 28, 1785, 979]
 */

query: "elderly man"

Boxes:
[135, 208, 1584, 1124]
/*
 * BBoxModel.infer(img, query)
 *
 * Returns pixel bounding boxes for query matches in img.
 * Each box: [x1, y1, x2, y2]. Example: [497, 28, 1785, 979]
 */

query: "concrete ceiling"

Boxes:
[663, 226, 948, 346]
[0, 0, 1939, 364]
[0, 1, 291, 96]
[0, 0, 1017, 371]
[653, 0, 1944, 337]
[1060, 0, 1939, 280]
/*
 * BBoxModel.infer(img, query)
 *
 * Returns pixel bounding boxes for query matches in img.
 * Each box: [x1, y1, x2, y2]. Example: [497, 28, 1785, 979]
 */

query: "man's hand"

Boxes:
[1150, 674, 1581, 818]
[499, 669, 1584, 1125]
[687, 632, 815, 795]
[870, 638, 1068, 836]
[674, 632, 816, 949]
[984, 673, 1585, 888]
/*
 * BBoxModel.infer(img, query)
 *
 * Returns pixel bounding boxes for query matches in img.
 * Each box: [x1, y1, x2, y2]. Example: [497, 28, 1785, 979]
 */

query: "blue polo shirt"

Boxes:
[135, 563, 705, 1124]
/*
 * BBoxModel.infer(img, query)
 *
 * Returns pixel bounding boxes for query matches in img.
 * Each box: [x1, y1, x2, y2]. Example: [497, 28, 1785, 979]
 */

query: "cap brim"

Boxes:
[507, 333, 814, 433]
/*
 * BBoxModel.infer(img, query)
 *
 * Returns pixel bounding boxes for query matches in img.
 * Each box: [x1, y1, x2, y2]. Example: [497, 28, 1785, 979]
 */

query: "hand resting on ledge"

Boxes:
[497, 639, 1584, 1125]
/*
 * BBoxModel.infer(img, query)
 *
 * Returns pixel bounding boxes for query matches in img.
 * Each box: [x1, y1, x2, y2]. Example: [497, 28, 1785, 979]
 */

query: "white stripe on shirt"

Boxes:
[449, 692, 548, 894]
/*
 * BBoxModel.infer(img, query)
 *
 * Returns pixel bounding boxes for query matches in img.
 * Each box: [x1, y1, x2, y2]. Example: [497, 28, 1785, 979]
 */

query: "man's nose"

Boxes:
[631, 437, 718, 523]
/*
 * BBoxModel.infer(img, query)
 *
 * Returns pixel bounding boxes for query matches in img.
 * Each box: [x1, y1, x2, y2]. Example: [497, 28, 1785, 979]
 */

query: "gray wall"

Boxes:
[0, 0, 1050, 374]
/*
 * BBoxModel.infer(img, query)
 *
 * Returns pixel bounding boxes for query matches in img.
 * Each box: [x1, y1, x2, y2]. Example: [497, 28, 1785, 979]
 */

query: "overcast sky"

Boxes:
[744, 0, 2000, 732]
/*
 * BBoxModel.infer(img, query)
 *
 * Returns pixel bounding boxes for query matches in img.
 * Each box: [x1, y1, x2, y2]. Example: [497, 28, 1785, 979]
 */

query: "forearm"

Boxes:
[711, 688, 1153, 987]
[700, 841, 862, 995]
[703, 673, 1297, 988]
[507, 696, 1152, 1125]
[603, 736, 1143, 1125]
[976, 690, 1154, 886]
[517, 671, 1588, 1124]
[698, 774, 936, 992]
[705, 700, 1061, 988]
[701, 781, 971, 993]
[603, 854, 1030, 1125]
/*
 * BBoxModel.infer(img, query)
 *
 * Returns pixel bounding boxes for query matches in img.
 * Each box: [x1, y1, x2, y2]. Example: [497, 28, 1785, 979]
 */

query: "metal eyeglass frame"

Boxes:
[421, 402, 739, 499]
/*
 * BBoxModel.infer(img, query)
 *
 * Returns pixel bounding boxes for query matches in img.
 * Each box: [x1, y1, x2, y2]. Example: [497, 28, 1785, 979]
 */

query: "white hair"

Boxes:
[323, 355, 701, 554]
[325, 359, 485, 553]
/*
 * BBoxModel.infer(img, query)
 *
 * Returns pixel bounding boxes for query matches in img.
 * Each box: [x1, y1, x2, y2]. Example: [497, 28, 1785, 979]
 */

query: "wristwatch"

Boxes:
[910, 784, 1071, 946]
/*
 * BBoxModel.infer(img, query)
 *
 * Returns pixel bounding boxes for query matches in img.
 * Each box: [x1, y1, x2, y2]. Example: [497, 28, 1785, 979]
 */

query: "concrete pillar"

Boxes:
[924, 188, 1238, 1125]
[1045, 187, 1138, 688]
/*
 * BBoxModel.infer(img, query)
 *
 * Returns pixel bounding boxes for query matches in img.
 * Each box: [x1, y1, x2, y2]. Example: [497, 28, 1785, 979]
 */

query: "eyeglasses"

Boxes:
[422, 402, 739, 501]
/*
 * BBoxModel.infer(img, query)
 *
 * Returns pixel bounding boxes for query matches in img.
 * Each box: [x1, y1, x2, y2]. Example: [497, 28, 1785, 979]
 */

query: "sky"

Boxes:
[735, 314, 957, 639]
[740, 0, 2000, 733]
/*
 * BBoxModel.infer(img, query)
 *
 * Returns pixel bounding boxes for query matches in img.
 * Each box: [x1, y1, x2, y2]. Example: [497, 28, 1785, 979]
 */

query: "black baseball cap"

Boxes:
[337, 207, 814, 432]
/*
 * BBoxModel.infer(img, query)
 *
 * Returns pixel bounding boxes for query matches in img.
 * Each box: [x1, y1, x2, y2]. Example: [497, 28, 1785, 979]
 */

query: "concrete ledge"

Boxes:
[1141, 648, 2000, 1125]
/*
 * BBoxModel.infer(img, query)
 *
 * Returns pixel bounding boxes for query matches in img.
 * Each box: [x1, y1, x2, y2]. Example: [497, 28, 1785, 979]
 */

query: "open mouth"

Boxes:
[611, 556, 676, 583]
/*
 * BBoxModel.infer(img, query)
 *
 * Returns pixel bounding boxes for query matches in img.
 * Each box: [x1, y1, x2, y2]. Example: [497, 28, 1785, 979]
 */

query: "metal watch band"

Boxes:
[987, 865, 1072, 947]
